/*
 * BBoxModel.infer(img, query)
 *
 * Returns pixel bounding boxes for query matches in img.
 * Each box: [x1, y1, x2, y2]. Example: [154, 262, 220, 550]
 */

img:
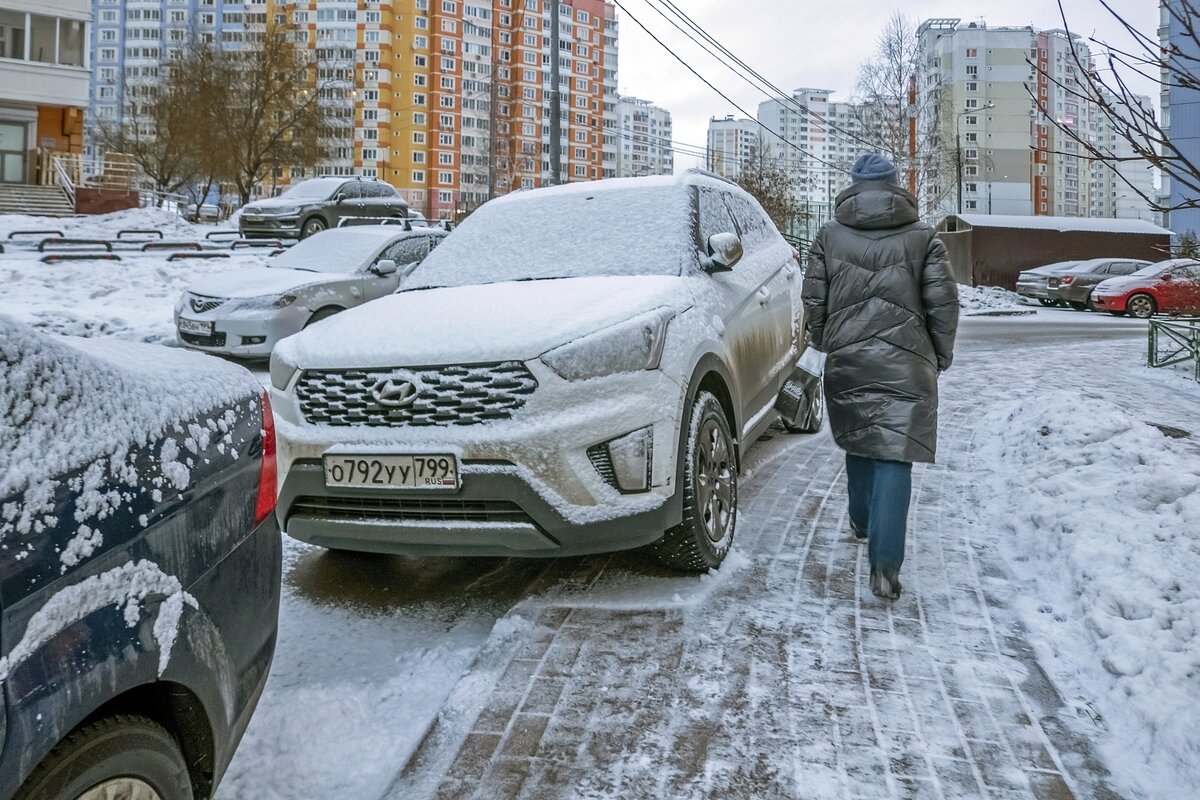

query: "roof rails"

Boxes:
[681, 167, 738, 187]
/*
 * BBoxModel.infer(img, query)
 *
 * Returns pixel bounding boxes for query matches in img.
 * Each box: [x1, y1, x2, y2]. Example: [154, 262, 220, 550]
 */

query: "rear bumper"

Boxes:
[278, 459, 678, 557]
[1015, 282, 1053, 300]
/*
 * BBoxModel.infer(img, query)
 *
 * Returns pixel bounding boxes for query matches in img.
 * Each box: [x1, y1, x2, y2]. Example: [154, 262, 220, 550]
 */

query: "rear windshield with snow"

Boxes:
[404, 186, 695, 289]
[270, 230, 389, 273]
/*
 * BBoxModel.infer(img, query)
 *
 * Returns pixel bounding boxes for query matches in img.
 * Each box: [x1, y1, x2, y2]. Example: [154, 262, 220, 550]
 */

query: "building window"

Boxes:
[438, 171, 453, 184]
[413, 152, 426, 163]
[412, 170, 425, 182]
[438, 189, 453, 203]
[966, 48, 978, 58]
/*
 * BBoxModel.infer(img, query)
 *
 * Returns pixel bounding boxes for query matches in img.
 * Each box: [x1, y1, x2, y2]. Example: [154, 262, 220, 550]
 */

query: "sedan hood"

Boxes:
[276, 275, 692, 367]
[1093, 276, 1151, 294]
[188, 267, 345, 300]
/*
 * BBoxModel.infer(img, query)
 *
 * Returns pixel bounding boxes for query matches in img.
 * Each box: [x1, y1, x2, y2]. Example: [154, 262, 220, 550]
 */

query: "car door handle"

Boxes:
[757, 287, 771, 306]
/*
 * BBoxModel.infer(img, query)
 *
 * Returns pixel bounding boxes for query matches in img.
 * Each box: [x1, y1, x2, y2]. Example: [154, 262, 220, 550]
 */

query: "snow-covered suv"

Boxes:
[268, 171, 813, 571]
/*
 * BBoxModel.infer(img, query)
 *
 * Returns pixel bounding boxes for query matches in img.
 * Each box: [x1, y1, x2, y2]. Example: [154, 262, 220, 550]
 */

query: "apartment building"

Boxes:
[705, 115, 758, 180]
[87, 0, 618, 219]
[1089, 91, 1156, 222]
[1, 0, 90, 183]
[1161, 0, 1200, 235]
[615, 95, 672, 177]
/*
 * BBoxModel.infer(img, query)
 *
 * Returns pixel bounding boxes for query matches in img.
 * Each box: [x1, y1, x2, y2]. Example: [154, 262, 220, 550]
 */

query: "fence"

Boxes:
[39, 151, 191, 213]
[1147, 317, 1200, 382]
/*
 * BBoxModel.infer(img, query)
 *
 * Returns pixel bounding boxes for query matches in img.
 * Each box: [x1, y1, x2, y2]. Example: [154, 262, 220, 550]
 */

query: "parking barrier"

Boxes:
[8, 229, 63, 240]
[167, 252, 231, 261]
[231, 239, 283, 249]
[1148, 317, 1200, 382]
[205, 230, 240, 240]
[37, 238, 113, 252]
[41, 253, 122, 263]
[117, 229, 165, 240]
[142, 241, 202, 252]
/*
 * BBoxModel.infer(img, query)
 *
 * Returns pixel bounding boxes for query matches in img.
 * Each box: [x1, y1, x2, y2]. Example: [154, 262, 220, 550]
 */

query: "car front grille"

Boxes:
[180, 331, 227, 347]
[295, 362, 538, 427]
[290, 495, 536, 524]
[187, 294, 224, 314]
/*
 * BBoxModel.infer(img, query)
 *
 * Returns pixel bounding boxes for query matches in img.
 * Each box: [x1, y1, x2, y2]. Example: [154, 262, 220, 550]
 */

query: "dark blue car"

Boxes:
[0, 318, 281, 800]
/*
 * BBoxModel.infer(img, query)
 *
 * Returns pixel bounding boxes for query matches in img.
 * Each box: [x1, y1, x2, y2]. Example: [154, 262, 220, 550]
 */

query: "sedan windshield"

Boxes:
[1129, 261, 1187, 279]
[269, 230, 388, 273]
[279, 179, 342, 201]
[405, 183, 694, 289]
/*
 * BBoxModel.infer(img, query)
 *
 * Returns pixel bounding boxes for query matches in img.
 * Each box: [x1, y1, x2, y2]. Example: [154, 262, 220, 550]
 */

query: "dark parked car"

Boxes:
[239, 177, 409, 239]
[1014, 261, 1081, 306]
[1, 317, 280, 800]
[1050, 258, 1153, 310]
[1091, 259, 1200, 318]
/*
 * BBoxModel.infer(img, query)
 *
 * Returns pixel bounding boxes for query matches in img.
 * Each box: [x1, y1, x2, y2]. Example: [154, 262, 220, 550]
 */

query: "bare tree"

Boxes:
[856, 14, 920, 166]
[1033, 0, 1200, 216]
[219, 23, 335, 204]
[93, 76, 194, 199]
[735, 146, 804, 236]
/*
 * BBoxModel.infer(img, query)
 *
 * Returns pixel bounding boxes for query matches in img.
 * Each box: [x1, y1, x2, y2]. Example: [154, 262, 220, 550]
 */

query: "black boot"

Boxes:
[850, 519, 868, 543]
[869, 566, 902, 600]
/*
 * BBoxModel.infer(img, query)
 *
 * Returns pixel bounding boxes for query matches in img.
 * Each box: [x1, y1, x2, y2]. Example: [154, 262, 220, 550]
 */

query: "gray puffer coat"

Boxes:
[802, 181, 959, 464]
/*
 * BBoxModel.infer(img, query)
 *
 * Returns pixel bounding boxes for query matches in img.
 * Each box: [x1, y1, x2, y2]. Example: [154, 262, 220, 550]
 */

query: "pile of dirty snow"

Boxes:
[976, 389, 1200, 798]
[957, 283, 1030, 315]
[0, 206, 225, 240]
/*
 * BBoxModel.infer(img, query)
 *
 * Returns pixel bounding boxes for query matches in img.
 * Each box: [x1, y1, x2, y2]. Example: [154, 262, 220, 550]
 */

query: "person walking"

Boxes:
[801, 153, 959, 600]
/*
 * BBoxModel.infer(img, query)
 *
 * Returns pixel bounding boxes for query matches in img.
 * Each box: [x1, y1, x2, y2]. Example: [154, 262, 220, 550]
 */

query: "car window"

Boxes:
[375, 182, 397, 198]
[720, 191, 775, 250]
[380, 237, 429, 265]
[698, 187, 736, 250]
[1108, 262, 1136, 275]
[339, 182, 364, 200]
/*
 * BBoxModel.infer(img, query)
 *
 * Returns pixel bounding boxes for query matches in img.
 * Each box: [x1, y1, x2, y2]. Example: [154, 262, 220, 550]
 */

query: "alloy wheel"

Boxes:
[77, 778, 163, 800]
[695, 418, 734, 543]
[1128, 295, 1155, 319]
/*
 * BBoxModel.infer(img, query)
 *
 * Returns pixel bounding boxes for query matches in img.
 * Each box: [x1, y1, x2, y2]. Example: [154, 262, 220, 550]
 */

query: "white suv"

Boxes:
[269, 171, 817, 571]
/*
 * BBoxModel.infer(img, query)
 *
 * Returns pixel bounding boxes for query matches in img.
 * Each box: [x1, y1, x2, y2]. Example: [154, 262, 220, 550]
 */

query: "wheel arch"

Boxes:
[680, 354, 742, 471]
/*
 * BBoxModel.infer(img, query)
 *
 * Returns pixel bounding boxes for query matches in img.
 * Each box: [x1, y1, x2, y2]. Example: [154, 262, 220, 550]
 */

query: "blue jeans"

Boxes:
[846, 454, 913, 571]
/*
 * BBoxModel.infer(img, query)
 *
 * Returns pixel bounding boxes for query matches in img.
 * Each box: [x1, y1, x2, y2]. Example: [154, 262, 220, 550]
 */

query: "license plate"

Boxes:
[178, 317, 213, 336]
[323, 454, 459, 490]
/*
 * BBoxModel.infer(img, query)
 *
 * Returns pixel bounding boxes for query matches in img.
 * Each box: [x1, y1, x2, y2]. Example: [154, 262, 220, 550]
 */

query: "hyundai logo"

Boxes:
[371, 374, 422, 408]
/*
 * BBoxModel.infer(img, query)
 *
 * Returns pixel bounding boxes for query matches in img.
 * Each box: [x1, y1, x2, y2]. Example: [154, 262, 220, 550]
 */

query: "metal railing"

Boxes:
[1148, 317, 1200, 382]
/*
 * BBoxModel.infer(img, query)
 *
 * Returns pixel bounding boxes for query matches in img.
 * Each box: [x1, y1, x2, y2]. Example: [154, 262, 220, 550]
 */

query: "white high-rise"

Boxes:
[705, 115, 758, 180]
[615, 95, 672, 177]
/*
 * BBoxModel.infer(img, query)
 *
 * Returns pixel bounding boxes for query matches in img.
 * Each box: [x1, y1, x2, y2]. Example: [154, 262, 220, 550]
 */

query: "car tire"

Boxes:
[304, 307, 343, 328]
[1037, 298, 1056, 307]
[301, 217, 327, 239]
[1069, 301, 1089, 311]
[651, 390, 737, 573]
[14, 715, 193, 800]
[1127, 293, 1157, 319]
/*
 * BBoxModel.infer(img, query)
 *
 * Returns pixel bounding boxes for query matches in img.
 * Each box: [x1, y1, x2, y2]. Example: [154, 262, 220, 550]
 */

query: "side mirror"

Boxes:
[372, 259, 398, 276]
[334, 193, 346, 204]
[704, 232, 743, 272]
[1161, 273, 1175, 282]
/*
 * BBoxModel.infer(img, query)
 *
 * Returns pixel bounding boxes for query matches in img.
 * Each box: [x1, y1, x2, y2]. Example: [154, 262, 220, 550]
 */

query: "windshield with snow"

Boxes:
[1129, 261, 1191, 278]
[404, 185, 695, 289]
[280, 179, 342, 201]
[269, 231, 386, 274]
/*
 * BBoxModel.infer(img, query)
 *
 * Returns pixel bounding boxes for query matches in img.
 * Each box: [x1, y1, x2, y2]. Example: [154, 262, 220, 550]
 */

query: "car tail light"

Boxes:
[254, 391, 277, 525]
[1061, 275, 1075, 285]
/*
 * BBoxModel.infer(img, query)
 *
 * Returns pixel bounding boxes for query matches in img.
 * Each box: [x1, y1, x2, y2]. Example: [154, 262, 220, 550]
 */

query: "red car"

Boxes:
[1091, 259, 1200, 318]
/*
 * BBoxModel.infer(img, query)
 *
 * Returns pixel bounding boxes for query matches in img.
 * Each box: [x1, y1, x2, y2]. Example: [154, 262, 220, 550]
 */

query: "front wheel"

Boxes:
[301, 217, 327, 238]
[651, 391, 737, 572]
[1127, 293, 1157, 319]
[15, 715, 193, 800]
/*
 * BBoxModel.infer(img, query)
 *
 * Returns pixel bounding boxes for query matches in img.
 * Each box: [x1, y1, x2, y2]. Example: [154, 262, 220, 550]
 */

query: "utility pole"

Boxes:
[548, 0, 562, 185]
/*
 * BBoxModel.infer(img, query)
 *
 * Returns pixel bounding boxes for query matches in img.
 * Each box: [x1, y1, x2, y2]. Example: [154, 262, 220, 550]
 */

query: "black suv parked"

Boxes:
[239, 177, 410, 239]
[1, 317, 281, 800]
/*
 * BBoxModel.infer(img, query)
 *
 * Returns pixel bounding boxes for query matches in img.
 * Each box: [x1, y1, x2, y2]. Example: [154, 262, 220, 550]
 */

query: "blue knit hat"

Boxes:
[850, 153, 898, 184]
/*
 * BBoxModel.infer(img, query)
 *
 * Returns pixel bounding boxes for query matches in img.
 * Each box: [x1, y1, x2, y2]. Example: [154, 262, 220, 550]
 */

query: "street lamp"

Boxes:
[956, 102, 994, 215]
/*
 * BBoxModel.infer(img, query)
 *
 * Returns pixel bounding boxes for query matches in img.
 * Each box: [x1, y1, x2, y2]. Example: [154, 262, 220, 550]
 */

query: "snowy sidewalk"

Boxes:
[382, 331, 1186, 800]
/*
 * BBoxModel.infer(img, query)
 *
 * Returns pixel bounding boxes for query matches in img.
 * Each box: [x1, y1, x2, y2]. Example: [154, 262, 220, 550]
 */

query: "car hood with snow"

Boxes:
[1092, 275, 1154, 294]
[187, 267, 345, 300]
[274, 275, 693, 367]
[242, 196, 315, 213]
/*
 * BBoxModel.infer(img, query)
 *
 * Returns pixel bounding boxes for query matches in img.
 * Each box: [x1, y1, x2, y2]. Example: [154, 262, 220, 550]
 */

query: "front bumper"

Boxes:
[272, 364, 687, 557]
[240, 216, 303, 238]
[1090, 293, 1126, 312]
[175, 306, 309, 358]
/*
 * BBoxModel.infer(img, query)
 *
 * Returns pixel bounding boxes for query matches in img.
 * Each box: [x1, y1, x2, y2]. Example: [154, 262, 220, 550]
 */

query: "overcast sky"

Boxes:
[612, 0, 1160, 172]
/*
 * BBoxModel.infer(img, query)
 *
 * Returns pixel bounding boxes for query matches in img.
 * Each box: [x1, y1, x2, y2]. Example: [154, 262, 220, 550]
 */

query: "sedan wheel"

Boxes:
[1127, 293, 1157, 319]
[651, 390, 737, 572]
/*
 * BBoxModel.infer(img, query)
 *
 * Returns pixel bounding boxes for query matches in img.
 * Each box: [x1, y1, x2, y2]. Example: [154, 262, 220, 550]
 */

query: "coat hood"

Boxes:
[834, 182, 920, 231]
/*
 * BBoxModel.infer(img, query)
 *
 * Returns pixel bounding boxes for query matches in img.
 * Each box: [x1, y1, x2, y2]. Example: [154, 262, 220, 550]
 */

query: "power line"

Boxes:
[641, 0, 887, 156]
[609, 0, 852, 175]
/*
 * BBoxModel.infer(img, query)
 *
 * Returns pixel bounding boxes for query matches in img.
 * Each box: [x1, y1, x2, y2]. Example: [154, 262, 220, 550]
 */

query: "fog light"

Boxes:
[241, 335, 267, 345]
[605, 427, 653, 493]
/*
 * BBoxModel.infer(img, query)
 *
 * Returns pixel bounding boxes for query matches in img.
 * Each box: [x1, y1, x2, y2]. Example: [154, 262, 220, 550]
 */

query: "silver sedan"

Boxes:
[175, 226, 446, 358]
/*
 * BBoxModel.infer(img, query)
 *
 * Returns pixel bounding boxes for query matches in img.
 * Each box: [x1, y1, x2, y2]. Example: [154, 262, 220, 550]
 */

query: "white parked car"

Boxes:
[268, 171, 817, 571]
[174, 226, 446, 358]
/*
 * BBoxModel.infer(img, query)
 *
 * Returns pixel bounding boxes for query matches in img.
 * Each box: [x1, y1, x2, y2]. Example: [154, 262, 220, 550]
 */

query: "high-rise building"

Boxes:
[705, 115, 758, 180]
[615, 95, 672, 177]
[917, 18, 1155, 220]
[1, 1, 91, 183]
[1161, 0, 1200, 235]
[86, 0, 618, 219]
[1088, 91, 1156, 222]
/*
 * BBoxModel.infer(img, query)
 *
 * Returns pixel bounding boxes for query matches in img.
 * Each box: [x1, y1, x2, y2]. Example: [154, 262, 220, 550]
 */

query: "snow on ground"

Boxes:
[976, 390, 1200, 798]
[957, 283, 1030, 315]
[0, 209, 267, 343]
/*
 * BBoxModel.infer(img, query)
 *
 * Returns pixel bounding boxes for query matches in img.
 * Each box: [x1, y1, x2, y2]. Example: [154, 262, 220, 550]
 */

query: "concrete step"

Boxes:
[0, 184, 75, 216]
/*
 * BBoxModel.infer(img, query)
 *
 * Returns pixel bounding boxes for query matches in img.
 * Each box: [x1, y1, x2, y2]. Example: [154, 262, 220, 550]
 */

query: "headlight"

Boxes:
[236, 293, 298, 310]
[541, 307, 674, 381]
[261, 206, 301, 216]
[269, 350, 298, 391]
